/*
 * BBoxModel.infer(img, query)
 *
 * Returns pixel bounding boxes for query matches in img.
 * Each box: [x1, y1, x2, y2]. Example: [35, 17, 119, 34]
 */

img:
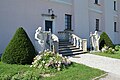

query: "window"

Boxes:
[96, 19, 99, 31]
[95, 0, 99, 4]
[114, 22, 117, 32]
[65, 14, 72, 30]
[114, 1, 117, 11]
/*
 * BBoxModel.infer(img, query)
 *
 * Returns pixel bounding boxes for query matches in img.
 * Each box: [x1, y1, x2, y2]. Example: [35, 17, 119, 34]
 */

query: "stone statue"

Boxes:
[90, 32, 94, 49]
[35, 27, 44, 43]
[35, 27, 53, 53]
[35, 27, 45, 53]
[90, 31, 100, 51]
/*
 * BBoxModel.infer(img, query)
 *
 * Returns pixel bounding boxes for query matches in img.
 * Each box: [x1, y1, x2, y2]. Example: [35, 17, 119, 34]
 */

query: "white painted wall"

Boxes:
[88, 0, 120, 44]
[0, 0, 120, 53]
[89, 11, 102, 32]
[103, 0, 116, 44]
[0, 0, 72, 53]
[73, 0, 89, 40]
[50, 0, 73, 5]
[88, 0, 102, 11]
[115, 0, 120, 44]
[88, 0, 103, 33]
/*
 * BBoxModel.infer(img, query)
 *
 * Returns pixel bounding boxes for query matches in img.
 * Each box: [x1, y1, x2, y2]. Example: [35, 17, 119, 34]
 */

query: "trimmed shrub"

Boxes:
[1, 27, 36, 64]
[99, 32, 114, 50]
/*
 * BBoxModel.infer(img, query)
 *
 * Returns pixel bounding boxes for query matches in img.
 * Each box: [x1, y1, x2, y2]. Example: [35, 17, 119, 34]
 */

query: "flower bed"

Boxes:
[92, 45, 120, 59]
[101, 45, 120, 54]
[30, 50, 71, 72]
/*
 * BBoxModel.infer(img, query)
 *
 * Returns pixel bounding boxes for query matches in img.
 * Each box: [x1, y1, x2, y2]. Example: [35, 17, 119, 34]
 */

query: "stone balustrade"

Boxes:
[71, 34, 83, 50]
[70, 34, 87, 52]
[58, 31, 87, 52]
[58, 31, 70, 41]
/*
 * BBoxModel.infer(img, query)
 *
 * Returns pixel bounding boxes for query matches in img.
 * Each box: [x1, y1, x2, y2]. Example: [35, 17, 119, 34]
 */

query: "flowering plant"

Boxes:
[115, 45, 120, 51]
[101, 45, 115, 54]
[101, 45, 108, 52]
[30, 50, 71, 72]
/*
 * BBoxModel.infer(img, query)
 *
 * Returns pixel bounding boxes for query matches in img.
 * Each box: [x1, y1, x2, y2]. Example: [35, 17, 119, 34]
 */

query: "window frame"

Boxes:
[95, 0, 99, 4]
[114, 1, 117, 11]
[114, 22, 117, 32]
[96, 19, 99, 31]
[65, 14, 72, 30]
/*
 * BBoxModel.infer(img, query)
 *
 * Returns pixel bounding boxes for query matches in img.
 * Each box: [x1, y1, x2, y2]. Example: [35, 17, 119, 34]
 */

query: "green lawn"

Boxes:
[0, 62, 105, 80]
[91, 52, 120, 59]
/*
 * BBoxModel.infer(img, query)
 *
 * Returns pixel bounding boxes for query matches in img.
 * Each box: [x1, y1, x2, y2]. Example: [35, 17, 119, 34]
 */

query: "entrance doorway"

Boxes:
[45, 20, 53, 33]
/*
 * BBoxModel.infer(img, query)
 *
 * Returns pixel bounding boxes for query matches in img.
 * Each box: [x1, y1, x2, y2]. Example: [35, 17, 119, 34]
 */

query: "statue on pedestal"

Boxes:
[35, 27, 45, 53]
[90, 31, 100, 51]
[35, 27, 52, 53]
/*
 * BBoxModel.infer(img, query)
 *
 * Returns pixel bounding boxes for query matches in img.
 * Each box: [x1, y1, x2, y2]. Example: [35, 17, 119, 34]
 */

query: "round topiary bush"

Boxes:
[1, 27, 36, 64]
[99, 32, 114, 50]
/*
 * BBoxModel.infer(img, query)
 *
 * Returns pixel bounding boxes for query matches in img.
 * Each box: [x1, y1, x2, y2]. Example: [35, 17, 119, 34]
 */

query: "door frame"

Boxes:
[43, 16, 55, 33]
[45, 20, 53, 32]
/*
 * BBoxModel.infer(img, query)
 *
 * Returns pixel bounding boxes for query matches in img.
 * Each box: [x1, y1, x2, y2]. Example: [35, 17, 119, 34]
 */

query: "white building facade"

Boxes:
[0, 0, 120, 53]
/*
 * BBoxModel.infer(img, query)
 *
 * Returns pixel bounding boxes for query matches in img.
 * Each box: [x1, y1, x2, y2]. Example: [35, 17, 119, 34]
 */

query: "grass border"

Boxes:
[91, 52, 120, 59]
[92, 73, 108, 80]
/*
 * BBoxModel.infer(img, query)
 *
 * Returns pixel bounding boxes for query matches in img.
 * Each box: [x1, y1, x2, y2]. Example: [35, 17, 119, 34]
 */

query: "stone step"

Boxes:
[59, 40, 69, 42]
[61, 51, 87, 56]
[59, 41, 71, 43]
[59, 47, 80, 51]
[59, 45, 75, 48]
[59, 49, 82, 54]
[59, 41, 85, 56]
[59, 43, 72, 46]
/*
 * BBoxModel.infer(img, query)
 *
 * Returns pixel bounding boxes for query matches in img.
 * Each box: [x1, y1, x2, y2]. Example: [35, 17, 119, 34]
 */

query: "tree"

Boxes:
[1, 27, 36, 64]
[99, 32, 114, 50]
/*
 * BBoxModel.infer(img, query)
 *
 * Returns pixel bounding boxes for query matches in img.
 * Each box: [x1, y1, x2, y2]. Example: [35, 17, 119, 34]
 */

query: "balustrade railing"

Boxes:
[58, 31, 87, 52]
[70, 34, 87, 52]
[58, 31, 70, 41]
[70, 34, 83, 50]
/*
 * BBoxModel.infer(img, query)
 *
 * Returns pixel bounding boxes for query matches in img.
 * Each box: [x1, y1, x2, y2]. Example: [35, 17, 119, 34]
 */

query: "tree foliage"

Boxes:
[99, 32, 114, 49]
[1, 27, 36, 64]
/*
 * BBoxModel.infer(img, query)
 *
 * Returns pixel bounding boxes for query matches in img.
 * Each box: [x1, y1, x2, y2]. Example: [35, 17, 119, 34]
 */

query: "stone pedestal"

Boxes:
[53, 41, 59, 53]
[82, 39, 87, 52]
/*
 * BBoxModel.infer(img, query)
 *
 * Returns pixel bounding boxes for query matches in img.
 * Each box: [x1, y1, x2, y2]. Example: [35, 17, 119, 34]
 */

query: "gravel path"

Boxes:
[69, 54, 120, 80]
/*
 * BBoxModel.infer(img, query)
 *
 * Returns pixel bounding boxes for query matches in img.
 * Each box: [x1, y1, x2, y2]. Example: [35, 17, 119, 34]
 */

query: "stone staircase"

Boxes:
[59, 41, 87, 56]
